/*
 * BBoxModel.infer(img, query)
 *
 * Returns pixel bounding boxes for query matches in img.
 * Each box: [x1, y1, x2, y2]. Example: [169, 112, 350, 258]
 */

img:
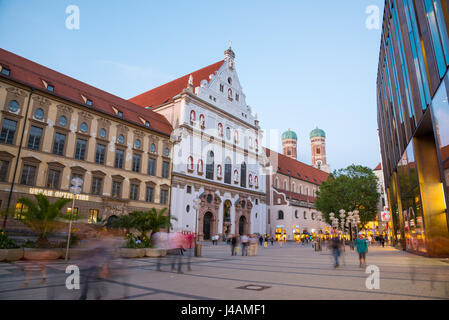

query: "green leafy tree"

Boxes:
[15, 194, 71, 247]
[315, 165, 380, 228]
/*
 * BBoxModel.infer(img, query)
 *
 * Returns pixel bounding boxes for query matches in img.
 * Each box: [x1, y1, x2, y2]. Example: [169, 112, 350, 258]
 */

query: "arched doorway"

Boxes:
[203, 212, 213, 240]
[239, 215, 247, 235]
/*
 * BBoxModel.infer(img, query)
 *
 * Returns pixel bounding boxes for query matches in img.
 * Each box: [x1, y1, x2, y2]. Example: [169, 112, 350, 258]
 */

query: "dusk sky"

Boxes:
[0, 0, 385, 171]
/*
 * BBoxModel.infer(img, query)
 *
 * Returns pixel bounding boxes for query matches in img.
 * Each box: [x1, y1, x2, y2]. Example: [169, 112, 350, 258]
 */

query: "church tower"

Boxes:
[282, 129, 298, 160]
[310, 126, 330, 173]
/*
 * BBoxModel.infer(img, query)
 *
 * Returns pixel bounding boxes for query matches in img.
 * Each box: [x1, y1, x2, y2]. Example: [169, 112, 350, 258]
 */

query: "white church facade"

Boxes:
[130, 47, 269, 239]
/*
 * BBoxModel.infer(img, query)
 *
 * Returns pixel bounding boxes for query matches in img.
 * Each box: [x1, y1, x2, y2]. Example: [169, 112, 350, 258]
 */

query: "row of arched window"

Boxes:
[274, 177, 317, 196]
[189, 110, 258, 149]
[278, 210, 317, 220]
[187, 152, 259, 188]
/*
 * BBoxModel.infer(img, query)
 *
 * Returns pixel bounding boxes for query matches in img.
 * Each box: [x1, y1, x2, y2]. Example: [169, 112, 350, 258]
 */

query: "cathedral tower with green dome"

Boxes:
[282, 129, 298, 160]
[310, 126, 330, 173]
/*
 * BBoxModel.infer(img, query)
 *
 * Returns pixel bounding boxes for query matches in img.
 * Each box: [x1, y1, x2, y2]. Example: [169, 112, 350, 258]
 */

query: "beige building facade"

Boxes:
[0, 49, 173, 227]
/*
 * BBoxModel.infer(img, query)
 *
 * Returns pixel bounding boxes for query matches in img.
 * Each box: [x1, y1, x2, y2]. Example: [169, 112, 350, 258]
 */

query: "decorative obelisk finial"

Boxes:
[224, 41, 235, 69]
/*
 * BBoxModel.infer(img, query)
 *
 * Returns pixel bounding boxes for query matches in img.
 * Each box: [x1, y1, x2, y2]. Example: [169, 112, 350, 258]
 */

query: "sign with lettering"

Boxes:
[381, 207, 391, 222]
[29, 188, 89, 201]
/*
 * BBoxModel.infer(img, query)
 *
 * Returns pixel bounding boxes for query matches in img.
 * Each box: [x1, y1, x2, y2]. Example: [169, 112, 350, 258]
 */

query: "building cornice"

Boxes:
[0, 76, 171, 140]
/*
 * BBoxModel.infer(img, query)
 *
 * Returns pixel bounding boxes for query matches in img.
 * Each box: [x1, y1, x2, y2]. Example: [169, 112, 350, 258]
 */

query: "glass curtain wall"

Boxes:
[431, 70, 449, 205]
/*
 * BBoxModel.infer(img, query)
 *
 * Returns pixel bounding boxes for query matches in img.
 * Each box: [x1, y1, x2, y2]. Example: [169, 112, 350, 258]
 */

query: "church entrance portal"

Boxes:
[203, 212, 213, 240]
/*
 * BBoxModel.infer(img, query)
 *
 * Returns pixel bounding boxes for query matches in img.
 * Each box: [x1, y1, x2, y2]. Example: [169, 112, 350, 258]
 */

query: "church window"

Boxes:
[228, 77, 232, 85]
[206, 151, 214, 180]
[226, 127, 231, 140]
[317, 147, 321, 154]
[224, 157, 232, 184]
[278, 210, 284, 220]
[240, 162, 246, 188]
[220, 84, 224, 92]
[236, 94, 239, 101]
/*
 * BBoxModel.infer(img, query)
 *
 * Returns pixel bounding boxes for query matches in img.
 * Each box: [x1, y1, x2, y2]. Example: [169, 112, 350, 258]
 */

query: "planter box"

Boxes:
[120, 248, 145, 258]
[23, 248, 62, 260]
[145, 248, 166, 258]
[0, 248, 23, 262]
[64, 248, 88, 260]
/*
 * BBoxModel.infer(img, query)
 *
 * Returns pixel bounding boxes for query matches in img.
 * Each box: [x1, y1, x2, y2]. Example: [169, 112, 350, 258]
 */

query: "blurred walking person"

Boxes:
[330, 236, 341, 268]
[354, 233, 368, 268]
[79, 229, 114, 300]
[231, 234, 238, 256]
[380, 235, 385, 248]
[152, 231, 168, 272]
[241, 234, 249, 256]
[169, 232, 184, 273]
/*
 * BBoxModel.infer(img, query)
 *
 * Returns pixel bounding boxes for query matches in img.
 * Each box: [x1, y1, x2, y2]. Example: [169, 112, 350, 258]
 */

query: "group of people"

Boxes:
[228, 234, 273, 256]
[329, 232, 369, 268]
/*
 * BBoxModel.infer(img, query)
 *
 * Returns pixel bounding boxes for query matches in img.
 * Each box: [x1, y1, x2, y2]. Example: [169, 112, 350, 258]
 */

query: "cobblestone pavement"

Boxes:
[0, 242, 448, 300]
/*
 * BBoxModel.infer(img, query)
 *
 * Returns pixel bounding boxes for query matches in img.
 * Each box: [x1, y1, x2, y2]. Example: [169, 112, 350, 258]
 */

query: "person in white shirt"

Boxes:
[240, 234, 249, 256]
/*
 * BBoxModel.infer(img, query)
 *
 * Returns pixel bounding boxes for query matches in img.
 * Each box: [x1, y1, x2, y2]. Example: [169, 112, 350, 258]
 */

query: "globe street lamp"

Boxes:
[65, 177, 83, 261]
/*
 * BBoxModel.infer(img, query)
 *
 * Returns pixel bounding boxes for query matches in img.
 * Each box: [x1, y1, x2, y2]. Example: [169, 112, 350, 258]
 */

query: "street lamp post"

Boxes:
[193, 198, 201, 257]
[347, 211, 354, 249]
[353, 210, 360, 236]
[65, 177, 83, 261]
[339, 209, 346, 250]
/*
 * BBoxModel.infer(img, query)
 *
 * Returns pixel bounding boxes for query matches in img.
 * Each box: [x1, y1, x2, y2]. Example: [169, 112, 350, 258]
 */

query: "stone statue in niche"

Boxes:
[228, 88, 233, 100]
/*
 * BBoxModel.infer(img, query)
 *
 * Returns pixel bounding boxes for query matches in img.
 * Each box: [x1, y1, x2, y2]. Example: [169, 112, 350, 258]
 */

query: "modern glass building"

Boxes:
[377, 0, 449, 256]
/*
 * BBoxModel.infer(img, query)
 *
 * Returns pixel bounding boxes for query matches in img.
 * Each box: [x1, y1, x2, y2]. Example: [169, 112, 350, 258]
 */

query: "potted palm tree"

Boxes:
[145, 208, 176, 258]
[15, 194, 71, 260]
[116, 208, 176, 258]
[0, 228, 23, 262]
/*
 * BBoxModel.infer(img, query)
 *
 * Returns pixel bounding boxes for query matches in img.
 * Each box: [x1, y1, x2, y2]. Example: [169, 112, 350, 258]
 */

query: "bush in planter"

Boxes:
[0, 229, 19, 249]
[129, 208, 177, 243]
[123, 233, 151, 249]
[15, 194, 71, 248]
[22, 240, 36, 248]
[0, 229, 23, 262]
[115, 208, 176, 250]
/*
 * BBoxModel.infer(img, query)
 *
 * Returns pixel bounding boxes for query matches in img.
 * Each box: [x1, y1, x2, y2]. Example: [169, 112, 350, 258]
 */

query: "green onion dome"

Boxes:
[310, 126, 326, 139]
[281, 129, 297, 141]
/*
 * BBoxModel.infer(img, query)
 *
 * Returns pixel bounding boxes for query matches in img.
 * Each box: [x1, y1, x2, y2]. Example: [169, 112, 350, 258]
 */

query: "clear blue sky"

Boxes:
[0, 0, 385, 171]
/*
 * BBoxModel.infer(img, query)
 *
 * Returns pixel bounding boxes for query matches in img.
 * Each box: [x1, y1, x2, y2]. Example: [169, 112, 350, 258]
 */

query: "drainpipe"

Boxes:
[3, 88, 34, 228]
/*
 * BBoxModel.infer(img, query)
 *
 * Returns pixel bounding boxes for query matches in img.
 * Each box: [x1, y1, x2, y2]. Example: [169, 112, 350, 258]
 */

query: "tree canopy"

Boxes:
[315, 165, 380, 228]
